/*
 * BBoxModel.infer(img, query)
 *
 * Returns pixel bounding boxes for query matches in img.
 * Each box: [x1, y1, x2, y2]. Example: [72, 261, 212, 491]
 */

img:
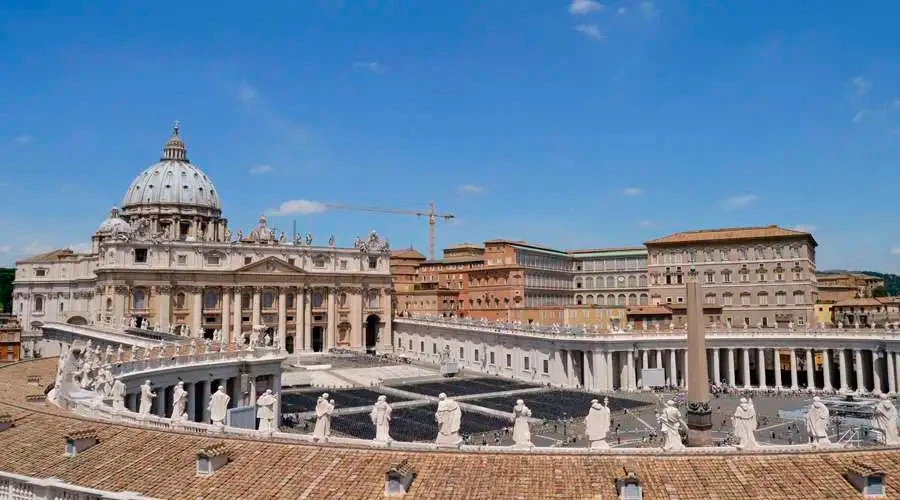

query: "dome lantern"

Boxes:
[161, 120, 188, 162]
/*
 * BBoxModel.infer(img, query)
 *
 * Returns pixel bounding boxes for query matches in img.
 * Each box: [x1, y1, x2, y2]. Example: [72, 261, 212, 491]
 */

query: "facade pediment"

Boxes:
[235, 256, 305, 275]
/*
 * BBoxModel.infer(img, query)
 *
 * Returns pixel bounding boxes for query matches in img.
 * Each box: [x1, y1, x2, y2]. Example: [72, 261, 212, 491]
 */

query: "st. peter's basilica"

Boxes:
[12, 124, 393, 353]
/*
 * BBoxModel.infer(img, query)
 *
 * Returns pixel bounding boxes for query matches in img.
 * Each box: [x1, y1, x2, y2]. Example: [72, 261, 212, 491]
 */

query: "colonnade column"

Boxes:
[888, 351, 897, 394]
[774, 348, 783, 390]
[712, 348, 721, 386]
[854, 349, 864, 392]
[191, 287, 203, 337]
[277, 287, 287, 353]
[625, 349, 635, 390]
[638, 350, 648, 389]
[839, 349, 849, 391]
[655, 349, 662, 369]
[156, 285, 171, 329]
[232, 288, 242, 342]
[822, 348, 832, 391]
[302, 288, 312, 351]
[221, 290, 231, 341]
[593, 351, 606, 391]
[566, 350, 576, 387]
[251, 288, 261, 327]
[326, 287, 337, 350]
[757, 348, 766, 388]
[872, 351, 882, 394]
[584, 351, 594, 391]
[668, 349, 677, 387]
[681, 350, 688, 388]
[789, 349, 799, 390]
[551, 350, 565, 386]
[806, 349, 815, 390]
[726, 348, 736, 387]
[606, 351, 614, 390]
[185, 382, 195, 422]
[742, 349, 751, 389]
[200, 380, 211, 423]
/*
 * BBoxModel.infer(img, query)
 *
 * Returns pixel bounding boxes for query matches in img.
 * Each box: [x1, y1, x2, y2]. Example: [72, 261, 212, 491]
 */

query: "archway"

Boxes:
[365, 314, 380, 352]
[66, 316, 88, 326]
[312, 326, 324, 352]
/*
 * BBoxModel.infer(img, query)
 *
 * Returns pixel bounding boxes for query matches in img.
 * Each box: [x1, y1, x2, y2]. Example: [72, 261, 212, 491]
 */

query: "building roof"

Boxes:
[445, 243, 484, 250]
[567, 246, 648, 258]
[483, 239, 570, 256]
[3, 359, 900, 498]
[833, 298, 893, 308]
[391, 248, 427, 260]
[16, 248, 76, 264]
[645, 225, 817, 247]
[421, 256, 484, 265]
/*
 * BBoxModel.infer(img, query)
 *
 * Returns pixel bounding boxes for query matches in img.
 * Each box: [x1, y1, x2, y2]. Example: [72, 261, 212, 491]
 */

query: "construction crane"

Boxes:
[322, 202, 454, 260]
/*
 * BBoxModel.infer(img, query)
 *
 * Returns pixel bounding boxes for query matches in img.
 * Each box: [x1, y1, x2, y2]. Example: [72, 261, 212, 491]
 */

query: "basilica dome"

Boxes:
[121, 124, 222, 213]
[95, 206, 132, 236]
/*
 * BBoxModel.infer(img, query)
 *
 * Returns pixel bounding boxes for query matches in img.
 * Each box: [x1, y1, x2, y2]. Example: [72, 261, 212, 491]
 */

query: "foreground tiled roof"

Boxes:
[645, 225, 815, 246]
[15, 248, 76, 263]
[2, 360, 899, 499]
[832, 298, 886, 307]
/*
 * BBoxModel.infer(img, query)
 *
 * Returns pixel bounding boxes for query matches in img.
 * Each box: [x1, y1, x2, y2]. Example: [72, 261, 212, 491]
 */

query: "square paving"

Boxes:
[466, 390, 651, 419]
[282, 388, 411, 413]
[387, 377, 538, 397]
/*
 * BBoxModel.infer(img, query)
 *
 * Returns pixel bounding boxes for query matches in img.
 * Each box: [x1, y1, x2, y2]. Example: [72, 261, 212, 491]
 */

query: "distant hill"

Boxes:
[820, 270, 900, 297]
[0, 268, 13, 313]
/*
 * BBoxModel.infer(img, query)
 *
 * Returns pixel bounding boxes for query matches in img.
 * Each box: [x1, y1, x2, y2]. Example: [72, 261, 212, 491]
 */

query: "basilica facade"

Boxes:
[12, 124, 393, 353]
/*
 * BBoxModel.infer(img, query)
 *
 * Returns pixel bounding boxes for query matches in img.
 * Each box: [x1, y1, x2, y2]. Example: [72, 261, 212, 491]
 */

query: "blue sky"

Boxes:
[1, 1, 899, 271]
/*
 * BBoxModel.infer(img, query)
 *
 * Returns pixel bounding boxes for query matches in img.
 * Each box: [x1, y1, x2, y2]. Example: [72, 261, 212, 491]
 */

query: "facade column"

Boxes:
[191, 287, 203, 337]
[774, 349, 783, 390]
[232, 288, 242, 342]
[839, 349, 849, 391]
[277, 287, 287, 353]
[350, 288, 363, 348]
[113, 285, 128, 324]
[805, 349, 815, 390]
[712, 348, 721, 385]
[789, 349, 799, 390]
[302, 288, 312, 351]
[326, 287, 337, 349]
[156, 285, 171, 329]
[251, 288, 261, 327]
[668, 349, 677, 387]
[382, 288, 393, 351]
[854, 349, 864, 392]
[822, 348, 833, 391]
[742, 349, 751, 389]
[625, 349, 635, 390]
[872, 351, 882, 394]
[888, 352, 897, 394]
[757, 348, 766, 389]
[727, 348, 736, 387]
[655, 349, 662, 369]
[221, 290, 231, 341]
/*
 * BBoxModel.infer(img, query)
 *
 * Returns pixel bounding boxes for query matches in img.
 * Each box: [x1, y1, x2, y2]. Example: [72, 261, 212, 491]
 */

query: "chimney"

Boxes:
[65, 428, 99, 456]
[0, 414, 13, 432]
[196, 443, 230, 476]
[845, 461, 886, 497]
[615, 468, 643, 500]
[384, 458, 416, 497]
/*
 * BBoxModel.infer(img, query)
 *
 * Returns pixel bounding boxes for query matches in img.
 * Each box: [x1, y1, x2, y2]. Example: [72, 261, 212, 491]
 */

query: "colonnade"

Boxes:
[559, 346, 900, 394]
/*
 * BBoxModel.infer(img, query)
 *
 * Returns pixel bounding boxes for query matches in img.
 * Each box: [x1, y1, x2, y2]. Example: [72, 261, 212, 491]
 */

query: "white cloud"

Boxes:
[892, 248, 900, 255]
[893, 99, 900, 109]
[0, 245, 12, 254]
[637, 220, 654, 228]
[269, 199, 327, 216]
[569, 0, 603, 15]
[67, 242, 92, 253]
[236, 80, 259, 103]
[249, 164, 273, 175]
[722, 194, 759, 210]
[352, 61, 385, 73]
[12, 134, 31, 144]
[790, 224, 817, 233]
[622, 187, 642, 196]
[850, 75, 871, 96]
[457, 184, 484, 195]
[22, 241, 52, 256]
[640, 1, 658, 18]
[852, 110, 869, 123]
[574, 24, 604, 40]
[617, 7, 627, 14]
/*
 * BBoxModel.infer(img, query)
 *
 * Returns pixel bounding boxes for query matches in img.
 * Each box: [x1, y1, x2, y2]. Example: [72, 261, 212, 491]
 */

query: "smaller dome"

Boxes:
[248, 213, 275, 242]
[96, 207, 133, 236]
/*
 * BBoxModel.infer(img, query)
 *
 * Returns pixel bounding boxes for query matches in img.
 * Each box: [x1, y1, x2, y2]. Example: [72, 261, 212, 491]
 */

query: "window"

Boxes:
[34, 295, 44, 312]
[408, 339, 413, 350]
[758, 292, 768, 306]
[459, 347, 464, 359]
[340, 260, 348, 270]
[524, 356, 530, 370]
[177, 254, 187, 265]
[135, 248, 148, 263]
[262, 292, 275, 308]
[720, 249, 729, 261]
[740, 272, 749, 283]
[722, 271, 732, 283]
[775, 247, 784, 258]
[240, 293, 250, 310]
[758, 272, 767, 282]
[420, 341, 424, 353]
[286, 293, 294, 309]
[312, 293, 324, 308]
[776, 271, 785, 281]
[543, 359, 549, 374]
[793, 291, 805, 305]
[741, 293, 750, 306]
[791, 246, 800, 258]
[490, 352, 495, 365]
[368, 256, 378, 269]
[739, 248, 748, 260]
[705, 293, 716, 305]
[287, 258, 295, 266]
[132, 290, 146, 309]
[314, 256, 326, 268]
[474, 349, 480, 361]
[433, 343, 437, 354]
[35, 269, 46, 277]
[677, 296, 684, 303]
[506, 353, 512, 367]
[204, 290, 219, 309]
[206, 254, 220, 265]
[776, 291, 786, 305]
[244, 257, 252, 265]
[59, 302, 65, 312]
[705, 272, 715, 284]
[723, 293, 733, 306]
[755, 247, 764, 260]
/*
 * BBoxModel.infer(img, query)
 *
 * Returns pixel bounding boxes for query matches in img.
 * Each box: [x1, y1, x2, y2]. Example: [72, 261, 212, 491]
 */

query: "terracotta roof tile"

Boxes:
[645, 225, 815, 246]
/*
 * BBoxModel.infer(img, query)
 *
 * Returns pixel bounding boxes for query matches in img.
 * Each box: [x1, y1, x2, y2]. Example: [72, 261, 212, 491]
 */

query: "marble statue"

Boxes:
[585, 398, 611, 449]
[224, 227, 231, 241]
[236, 229, 243, 241]
[658, 400, 685, 451]
[873, 394, 900, 445]
[328, 235, 335, 247]
[250, 328, 260, 347]
[105, 345, 114, 363]
[264, 333, 272, 347]
[668, 322, 674, 330]
[731, 398, 759, 450]
[838, 321, 843, 329]
[434, 393, 462, 446]
[138, 380, 156, 415]
[208, 385, 231, 426]
[805, 396, 831, 446]
[116, 344, 125, 362]
[370, 395, 392, 443]
[511, 399, 533, 448]
[788, 321, 794, 331]
[256, 389, 278, 432]
[313, 393, 334, 441]
[279, 231, 287, 243]
[110, 378, 126, 410]
[305, 232, 313, 246]
[184, 325, 192, 337]
[171, 381, 188, 421]
[129, 317, 136, 329]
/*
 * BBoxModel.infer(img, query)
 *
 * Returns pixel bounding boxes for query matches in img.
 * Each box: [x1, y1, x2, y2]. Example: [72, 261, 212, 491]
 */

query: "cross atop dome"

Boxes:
[161, 121, 188, 162]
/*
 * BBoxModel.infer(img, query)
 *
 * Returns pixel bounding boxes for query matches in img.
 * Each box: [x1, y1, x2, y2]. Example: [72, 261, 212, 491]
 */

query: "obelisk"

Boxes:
[684, 256, 712, 446]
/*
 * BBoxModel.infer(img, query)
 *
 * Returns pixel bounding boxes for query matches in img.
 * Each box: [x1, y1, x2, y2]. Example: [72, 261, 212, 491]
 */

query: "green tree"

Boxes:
[872, 285, 888, 297]
[0, 268, 14, 313]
